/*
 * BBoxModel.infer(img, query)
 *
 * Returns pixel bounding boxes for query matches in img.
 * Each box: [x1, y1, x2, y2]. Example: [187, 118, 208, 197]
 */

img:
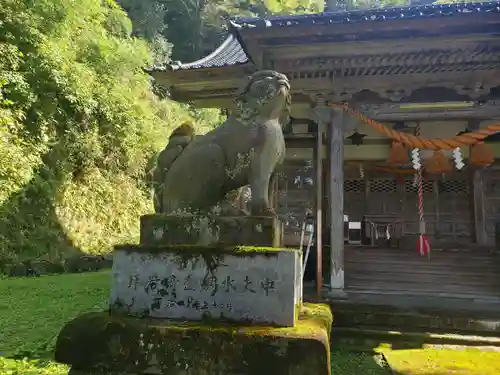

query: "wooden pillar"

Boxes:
[473, 168, 488, 245]
[313, 101, 325, 299]
[329, 108, 345, 295]
[468, 120, 488, 245]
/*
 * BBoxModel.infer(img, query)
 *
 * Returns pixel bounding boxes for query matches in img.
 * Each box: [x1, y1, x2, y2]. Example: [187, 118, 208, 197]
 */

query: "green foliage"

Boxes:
[115, 0, 173, 65]
[262, 0, 323, 14]
[119, 0, 408, 63]
[0, 358, 68, 375]
[0, 0, 223, 262]
[0, 0, 413, 263]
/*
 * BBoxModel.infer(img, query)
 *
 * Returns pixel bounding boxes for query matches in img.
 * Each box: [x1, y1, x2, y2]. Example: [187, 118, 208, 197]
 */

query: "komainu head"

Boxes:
[233, 70, 291, 121]
[169, 121, 196, 140]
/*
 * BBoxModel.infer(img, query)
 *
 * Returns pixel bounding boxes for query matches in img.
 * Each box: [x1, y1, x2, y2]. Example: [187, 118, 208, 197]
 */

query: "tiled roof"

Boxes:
[147, 1, 499, 73]
[232, 1, 500, 29]
[170, 34, 249, 71]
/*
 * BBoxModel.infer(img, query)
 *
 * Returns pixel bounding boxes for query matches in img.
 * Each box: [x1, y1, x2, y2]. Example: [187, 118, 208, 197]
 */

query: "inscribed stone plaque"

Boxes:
[110, 245, 301, 327]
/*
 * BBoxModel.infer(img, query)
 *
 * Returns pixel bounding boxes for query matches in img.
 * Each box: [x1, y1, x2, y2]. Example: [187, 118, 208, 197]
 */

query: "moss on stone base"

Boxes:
[55, 303, 332, 375]
[382, 348, 500, 375]
[115, 244, 297, 274]
[116, 244, 295, 255]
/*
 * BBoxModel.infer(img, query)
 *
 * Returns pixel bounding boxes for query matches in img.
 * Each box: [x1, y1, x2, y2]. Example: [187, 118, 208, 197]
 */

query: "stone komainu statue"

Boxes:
[151, 122, 196, 213]
[155, 70, 291, 216]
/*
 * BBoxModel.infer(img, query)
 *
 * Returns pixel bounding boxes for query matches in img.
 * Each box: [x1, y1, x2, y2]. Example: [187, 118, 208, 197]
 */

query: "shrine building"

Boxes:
[148, 1, 500, 306]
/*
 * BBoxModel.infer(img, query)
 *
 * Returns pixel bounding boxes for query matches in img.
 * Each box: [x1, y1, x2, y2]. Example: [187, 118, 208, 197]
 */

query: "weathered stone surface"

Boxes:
[157, 70, 290, 217]
[110, 245, 301, 327]
[140, 214, 283, 247]
[150, 123, 195, 213]
[55, 304, 332, 375]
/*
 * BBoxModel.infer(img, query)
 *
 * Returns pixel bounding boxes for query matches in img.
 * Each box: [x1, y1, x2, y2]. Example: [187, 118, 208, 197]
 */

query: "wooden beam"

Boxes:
[360, 101, 500, 121]
[272, 48, 500, 72]
[265, 36, 500, 60]
[329, 108, 346, 296]
[290, 71, 500, 99]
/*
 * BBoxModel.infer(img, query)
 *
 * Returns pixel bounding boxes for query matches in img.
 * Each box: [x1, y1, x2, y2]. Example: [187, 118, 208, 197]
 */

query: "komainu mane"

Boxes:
[154, 70, 291, 216]
[151, 122, 196, 212]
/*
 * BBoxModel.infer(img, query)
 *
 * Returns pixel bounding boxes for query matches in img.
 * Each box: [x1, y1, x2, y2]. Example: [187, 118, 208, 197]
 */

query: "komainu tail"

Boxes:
[151, 122, 196, 213]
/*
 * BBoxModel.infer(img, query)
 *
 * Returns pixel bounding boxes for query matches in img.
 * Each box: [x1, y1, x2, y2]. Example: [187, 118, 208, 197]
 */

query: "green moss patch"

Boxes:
[114, 244, 295, 273]
[331, 350, 388, 375]
[115, 243, 295, 255]
[55, 303, 332, 375]
[382, 348, 500, 375]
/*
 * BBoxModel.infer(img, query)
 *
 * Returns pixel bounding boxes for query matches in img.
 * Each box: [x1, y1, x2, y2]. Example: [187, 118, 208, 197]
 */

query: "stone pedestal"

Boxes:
[110, 245, 302, 327]
[140, 214, 283, 247]
[55, 213, 332, 374]
[55, 304, 332, 375]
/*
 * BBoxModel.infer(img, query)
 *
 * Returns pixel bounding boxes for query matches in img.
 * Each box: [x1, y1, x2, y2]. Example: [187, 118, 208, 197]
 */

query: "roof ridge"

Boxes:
[180, 35, 238, 69]
[173, 34, 249, 71]
[232, 1, 500, 27]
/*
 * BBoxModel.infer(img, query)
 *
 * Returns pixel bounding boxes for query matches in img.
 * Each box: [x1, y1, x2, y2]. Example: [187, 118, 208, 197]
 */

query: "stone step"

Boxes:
[330, 301, 500, 335]
[345, 249, 499, 259]
[345, 258, 500, 270]
[345, 282, 500, 297]
[331, 326, 500, 352]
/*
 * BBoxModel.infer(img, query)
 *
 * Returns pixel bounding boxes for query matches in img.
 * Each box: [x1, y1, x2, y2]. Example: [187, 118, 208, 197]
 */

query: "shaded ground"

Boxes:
[0, 272, 110, 358]
[1, 272, 499, 374]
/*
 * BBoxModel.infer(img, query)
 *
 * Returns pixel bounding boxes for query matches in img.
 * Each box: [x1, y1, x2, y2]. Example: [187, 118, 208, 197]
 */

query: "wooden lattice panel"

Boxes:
[366, 179, 401, 215]
[370, 179, 397, 193]
[404, 179, 434, 194]
[438, 180, 468, 195]
[483, 169, 500, 244]
[345, 179, 365, 193]
[344, 179, 366, 221]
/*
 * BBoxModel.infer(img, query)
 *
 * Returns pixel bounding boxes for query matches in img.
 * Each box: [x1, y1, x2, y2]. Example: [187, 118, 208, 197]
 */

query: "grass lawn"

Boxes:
[0, 272, 110, 374]
[0, 271, 499, 375]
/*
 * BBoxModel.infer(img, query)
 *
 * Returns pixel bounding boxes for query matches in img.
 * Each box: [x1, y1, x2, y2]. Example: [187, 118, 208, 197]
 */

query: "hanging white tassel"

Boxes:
[411, 148, 421, 170]
[359, 163, 365, 179]
[453, 147, 465, 170]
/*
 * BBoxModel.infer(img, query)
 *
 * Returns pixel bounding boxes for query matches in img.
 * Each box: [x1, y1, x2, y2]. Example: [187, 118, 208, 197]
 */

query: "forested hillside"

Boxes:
[0, 0, 411, 264]
[116, 0, 411, 64]
[0, 0, 223, 263]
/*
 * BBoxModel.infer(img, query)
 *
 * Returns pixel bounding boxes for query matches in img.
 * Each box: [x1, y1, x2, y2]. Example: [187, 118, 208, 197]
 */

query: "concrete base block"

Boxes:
[140, 214, 283, 247]
[55, 304, 332, 375]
